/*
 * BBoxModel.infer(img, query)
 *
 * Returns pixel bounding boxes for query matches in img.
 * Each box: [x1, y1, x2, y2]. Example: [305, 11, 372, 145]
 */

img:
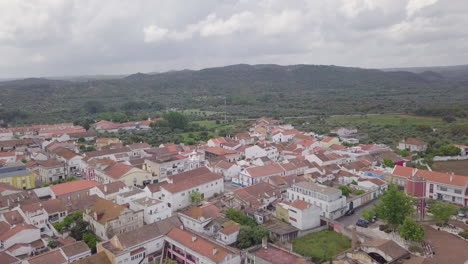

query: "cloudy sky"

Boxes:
[0, 0, 467, 78]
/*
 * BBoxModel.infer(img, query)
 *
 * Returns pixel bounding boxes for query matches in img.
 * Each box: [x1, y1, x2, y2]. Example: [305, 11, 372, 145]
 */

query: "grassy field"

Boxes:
[292, 230, 351, 263]
[432, 160, 468, 176]
[326, 114, 459, 127]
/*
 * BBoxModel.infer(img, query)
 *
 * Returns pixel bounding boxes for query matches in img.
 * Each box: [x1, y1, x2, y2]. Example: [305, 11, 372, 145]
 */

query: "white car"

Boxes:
[458, 211, 466, 218]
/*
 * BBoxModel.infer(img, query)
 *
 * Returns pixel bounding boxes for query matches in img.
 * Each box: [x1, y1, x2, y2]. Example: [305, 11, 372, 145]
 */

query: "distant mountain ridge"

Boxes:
[0, 63, 467, 124]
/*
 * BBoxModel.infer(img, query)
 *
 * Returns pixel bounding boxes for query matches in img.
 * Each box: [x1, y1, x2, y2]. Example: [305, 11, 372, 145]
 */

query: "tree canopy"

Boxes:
[398, 218, 425, 242]
[165, 112, 189, 130]
[374, 184, 414, 226]
[236, 225, 268, 249]
[430, 202, 457, 224]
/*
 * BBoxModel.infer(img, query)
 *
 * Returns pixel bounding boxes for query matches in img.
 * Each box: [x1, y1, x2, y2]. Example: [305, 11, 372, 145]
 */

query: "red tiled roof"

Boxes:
[401, 138, 427, 146]
[166, 228, 232, 262]
[0, 224, 37, 241]
[219, 224, 240, 235]
[181, 204, 221, 220]
[50, 180, 101, 197]
[246, 163, 285, 178]
[289, 200, 311, 210]
[103, 162, 134, 180]
[392, 165, 468, 187]
[27, 248, 67, 264]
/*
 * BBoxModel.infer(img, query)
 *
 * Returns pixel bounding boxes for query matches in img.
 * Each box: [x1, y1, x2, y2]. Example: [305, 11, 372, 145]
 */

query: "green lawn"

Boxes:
[292, 230, 351, 263]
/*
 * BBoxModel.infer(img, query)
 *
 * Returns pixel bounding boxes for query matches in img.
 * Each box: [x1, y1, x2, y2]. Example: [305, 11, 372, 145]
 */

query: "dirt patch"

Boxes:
[432, 160, 468, 176]
[421, 222, 468, 264]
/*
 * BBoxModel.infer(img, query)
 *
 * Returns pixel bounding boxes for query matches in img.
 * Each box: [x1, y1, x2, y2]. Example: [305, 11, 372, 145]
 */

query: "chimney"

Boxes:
[104, 185, 108, 193]
[192, 236, 197, 242]
[450, 174, 453, 182]
[352, 226, 358, 250]
[213, 248, 218, 255]
[262, 237, 268, 249]
[411, 169, 417, 177]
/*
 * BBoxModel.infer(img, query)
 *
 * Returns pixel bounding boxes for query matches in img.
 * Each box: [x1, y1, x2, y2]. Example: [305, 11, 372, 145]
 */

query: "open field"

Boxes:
[326, 114, 468, 127]
[292, 230, 350, 263]
[432, 160, 468, 176]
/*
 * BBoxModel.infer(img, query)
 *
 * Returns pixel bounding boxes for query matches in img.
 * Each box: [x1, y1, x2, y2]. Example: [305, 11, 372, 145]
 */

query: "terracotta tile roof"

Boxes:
[1, 211, 24, 226]
[85, 147, 131, 158]
[28, 159, 63, 168]
[167, 228, 234, 262]
[0, 221, 10, 234]
[362, 239, 409, 260]
[233, 182, 280, 207]
[50, 180, 101, 197]
[103, 162, 134, 180]
[289, 200, 311, 210]
[60, 241, 90, 258]
[181, 204, 221, 220]
[401, 138, 427, 146]
[360, 178, 387, 186]
[73, 252, 111, 264]
[96, 181, 126, 195]
[0, 183, 21, 192]
[115, 215, 181, 249]
[21, 199, 66, 214]
[212, 160, 235, 170]
[218, 223, 240, 235]
[0, 251, 20, 264]
[329, 144, 346, 150]
[162, 170, 222, 194]
[127, 143, 151, 150]
[54, 148, 80, 160]
[252, 244, 311, 264]
[392, 165, 468, 187]
[0, 223, 37, 241]
[322, 137, 337, 143]
[87, 197, 127, 224]
[205, 147, 237, 156]
[246, 163, 285, 178]
[144, 181, 168, 193]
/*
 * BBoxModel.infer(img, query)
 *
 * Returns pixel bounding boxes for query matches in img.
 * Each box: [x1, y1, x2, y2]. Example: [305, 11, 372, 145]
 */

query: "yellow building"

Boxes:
[275, 203, 290, 223]
[0, 161, 35, 189]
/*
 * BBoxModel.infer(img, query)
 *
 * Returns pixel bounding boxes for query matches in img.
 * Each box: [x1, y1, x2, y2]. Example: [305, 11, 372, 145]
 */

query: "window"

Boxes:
[454, 189, 462, 194]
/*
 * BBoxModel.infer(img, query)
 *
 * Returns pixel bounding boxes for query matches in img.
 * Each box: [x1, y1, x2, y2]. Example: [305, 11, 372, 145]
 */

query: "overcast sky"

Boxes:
[0, 0, 467, 78]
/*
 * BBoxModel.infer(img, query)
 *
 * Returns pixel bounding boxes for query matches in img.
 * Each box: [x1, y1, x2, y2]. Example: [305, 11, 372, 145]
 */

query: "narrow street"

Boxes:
[336, 199, 380, 228]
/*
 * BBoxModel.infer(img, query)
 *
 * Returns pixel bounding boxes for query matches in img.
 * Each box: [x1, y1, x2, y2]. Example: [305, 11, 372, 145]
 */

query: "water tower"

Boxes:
[406, 176, 427, 220]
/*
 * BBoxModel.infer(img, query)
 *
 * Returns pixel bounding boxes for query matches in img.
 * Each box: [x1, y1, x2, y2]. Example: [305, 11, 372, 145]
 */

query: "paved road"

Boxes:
[336, 199, 380, 228]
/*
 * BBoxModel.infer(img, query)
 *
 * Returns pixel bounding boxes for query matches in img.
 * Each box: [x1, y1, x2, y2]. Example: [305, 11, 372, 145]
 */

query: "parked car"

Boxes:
[356, 218, 369, 228]
[345, 209, 355, 216]
[371, 215, 378, 223]
[458, 211, 466, 218]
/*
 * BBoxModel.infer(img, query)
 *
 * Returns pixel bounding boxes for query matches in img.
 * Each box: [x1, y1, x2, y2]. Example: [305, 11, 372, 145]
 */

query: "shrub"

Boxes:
[459, 230, 468, 239]
[379, 224, 388, 231]
[354, 190, 365, 195]
[408, 245, 423, 254]
[384, 228, 392, 233]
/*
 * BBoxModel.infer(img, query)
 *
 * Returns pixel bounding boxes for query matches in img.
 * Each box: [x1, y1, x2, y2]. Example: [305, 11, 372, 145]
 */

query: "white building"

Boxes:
[115, 187, 147, 205]
[287, 181, 347, 219]
[129, 197, 171, 224]
[277, 200, 321, 230]
[245, 145, 268, 160]
[159, 167, 224, 211]
[178, 204, 222, 235]
[208, 160, 241, 181]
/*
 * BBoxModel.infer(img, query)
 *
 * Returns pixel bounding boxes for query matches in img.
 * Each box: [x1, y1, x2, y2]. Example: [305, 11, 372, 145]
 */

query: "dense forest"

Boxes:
[0, 64, 467, 126]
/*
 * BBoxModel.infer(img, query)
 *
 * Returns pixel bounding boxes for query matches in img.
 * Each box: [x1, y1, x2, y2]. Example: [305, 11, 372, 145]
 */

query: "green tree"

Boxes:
[431, 202, 457, 224]
[398, 218, 425, 242]
[83, 100, 105, 114]
[374, 184, 414, 227]
[338, 186, 352, 197]
[83, 233, 99, 253]
[397, 150, 410, 157]
[237, 226, 268, 249]
[189, 191, 203, 206]
[70, 219, 89, 240]
[48, 239, 58, 248]
[21, 157, 27, 164]
[362, 209, 377, 222]
[165, 112, 189, 130]
[225, 208, 257, 227]
[437, 145, 461, 156]
[383, 158, 395, 168]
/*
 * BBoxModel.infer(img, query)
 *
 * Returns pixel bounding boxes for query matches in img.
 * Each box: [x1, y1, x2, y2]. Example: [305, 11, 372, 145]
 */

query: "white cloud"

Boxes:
[406, 0, 438, 17]
[0, 0, 466, 78]
[143, 25, 169, 43]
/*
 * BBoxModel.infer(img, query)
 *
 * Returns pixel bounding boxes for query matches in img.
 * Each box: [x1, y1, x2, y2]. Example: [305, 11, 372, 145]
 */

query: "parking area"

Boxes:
[337, 199, 380, 228]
